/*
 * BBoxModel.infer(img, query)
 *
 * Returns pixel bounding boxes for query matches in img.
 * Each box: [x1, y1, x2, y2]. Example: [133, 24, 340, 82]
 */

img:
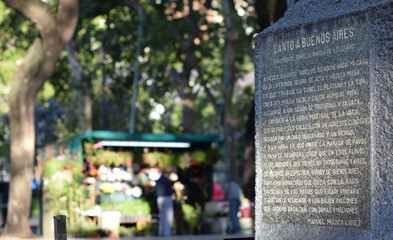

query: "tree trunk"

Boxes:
[169, 69, 196, 133]
[1, 0, 79, 238]
[222, 0, 239, 181]
[83, 85, 93, 131]
[3, 39, 44, 238]
[243, 102, 255, 201]
[65, 41, 93, 132]
[160, 0, 205, 134]
[224, 120, 238, 181]
[181, 88, 196, 134]
[255, 0, 288, 31]
[6, 90, 36, 238]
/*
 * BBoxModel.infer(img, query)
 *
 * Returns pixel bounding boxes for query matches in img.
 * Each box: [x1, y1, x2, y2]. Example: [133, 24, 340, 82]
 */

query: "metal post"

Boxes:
[129, 6, 144, 133]
[101, 63, 106, 130]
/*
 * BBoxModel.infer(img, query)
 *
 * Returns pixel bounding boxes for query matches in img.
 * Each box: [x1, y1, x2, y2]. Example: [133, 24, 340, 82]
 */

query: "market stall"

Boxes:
[37, 130, 222, 238]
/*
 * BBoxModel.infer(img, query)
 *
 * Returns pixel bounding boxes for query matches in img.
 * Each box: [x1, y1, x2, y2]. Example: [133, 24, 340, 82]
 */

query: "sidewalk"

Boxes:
[0, 229, 254, 240]
[1, 219, 254, 240]
[69, 233, 254, 240]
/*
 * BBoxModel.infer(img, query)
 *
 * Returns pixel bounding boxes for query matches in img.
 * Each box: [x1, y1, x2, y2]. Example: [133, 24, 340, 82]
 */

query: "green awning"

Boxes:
[38, 131, 223, 163]
[76, 130, 222, 143]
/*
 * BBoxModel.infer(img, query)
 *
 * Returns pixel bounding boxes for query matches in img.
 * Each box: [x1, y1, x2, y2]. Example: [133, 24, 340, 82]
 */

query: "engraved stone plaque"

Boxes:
[254, 1, 393, 239]
[259, 15, 370, 229]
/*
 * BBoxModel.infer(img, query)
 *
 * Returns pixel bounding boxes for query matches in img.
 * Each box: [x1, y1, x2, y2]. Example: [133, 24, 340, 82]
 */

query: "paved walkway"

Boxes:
[69, 234, 254, 240]
[0, 230, 254, 240]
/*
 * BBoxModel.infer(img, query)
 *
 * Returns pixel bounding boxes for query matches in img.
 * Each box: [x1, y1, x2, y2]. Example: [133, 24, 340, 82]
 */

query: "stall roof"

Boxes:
[37, 131, 223, 162]
[74, 130, 222, 143]
[59, 130, 223, 152]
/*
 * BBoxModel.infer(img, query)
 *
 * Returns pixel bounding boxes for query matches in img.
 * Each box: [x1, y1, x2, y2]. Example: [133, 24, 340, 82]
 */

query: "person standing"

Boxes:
[155, 168, 175, 236]
[223, 180, 243, 234]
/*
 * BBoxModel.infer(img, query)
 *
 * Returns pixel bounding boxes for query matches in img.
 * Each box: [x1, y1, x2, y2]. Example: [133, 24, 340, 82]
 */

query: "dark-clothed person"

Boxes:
[223, 180, 242, 234]
[156, 169, 174, 236]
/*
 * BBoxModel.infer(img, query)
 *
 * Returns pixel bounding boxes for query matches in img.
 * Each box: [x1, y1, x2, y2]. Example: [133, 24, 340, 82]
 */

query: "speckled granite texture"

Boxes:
[254, 0, 393, 239]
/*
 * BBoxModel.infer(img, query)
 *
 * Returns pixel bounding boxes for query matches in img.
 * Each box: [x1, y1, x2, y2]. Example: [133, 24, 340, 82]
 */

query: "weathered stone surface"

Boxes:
[254, 1, 393, 239]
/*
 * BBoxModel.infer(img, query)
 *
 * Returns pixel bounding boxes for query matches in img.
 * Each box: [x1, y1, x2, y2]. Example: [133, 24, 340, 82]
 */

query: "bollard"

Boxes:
[53, 215, 67, 240]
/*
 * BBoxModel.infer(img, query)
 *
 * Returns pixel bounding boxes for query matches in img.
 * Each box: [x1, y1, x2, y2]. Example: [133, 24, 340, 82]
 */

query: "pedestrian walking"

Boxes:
[223, 180, 243, 234]
[155, 168, 175, 236]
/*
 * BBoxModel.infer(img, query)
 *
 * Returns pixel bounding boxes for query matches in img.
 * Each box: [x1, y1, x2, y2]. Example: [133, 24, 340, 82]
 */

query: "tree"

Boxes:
[220, 0, 240, 181]
[65, 40, 94, 132]
[255, 0, 287, 31]
[144, 0, 206, 134]
[63, 0, 128, 133]
[143, 0, 255, 180]
[240, 0, 289, 199]
[0, 0, 79, 238]
[52, 1, 162, 135]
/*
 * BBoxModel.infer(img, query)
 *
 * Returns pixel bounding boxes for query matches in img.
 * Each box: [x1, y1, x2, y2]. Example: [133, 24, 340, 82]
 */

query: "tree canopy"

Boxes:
[39, 0, 259, 139]
[0, 0, 291, 237]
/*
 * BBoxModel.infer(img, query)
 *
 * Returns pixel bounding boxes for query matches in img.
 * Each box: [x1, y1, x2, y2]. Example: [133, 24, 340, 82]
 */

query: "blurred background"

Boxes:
[0, 0, 294, 238]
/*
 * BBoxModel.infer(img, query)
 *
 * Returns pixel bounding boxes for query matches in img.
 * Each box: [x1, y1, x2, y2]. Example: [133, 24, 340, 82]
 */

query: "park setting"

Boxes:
[1, 0, 393, 239]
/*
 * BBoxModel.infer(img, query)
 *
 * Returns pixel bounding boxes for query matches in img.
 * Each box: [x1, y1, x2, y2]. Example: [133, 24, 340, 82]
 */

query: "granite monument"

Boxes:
[254, 0, 393, 239]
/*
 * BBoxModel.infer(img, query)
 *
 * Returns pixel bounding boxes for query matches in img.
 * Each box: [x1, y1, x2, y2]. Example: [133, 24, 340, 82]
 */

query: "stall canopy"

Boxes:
[37, 130, 223, 164]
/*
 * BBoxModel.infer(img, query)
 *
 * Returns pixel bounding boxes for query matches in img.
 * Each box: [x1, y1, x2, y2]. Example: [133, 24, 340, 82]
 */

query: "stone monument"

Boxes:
[254, 0, 393, 239]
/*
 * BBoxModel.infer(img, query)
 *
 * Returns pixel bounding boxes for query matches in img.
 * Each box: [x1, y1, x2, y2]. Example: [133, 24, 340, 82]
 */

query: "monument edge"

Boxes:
[253, 1, 393, 239]
[368, 2, 393, 239]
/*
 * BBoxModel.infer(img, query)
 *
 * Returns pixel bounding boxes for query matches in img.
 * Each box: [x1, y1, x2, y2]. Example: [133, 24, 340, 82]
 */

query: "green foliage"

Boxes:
[67, 219, 100, 237]
[99, 199, 151, 216]
[0, 114, 9, 159]
[37, 82, 56, 101]
[191, 150, 207, 164]
[84, 141, 133, 166]
[3, 0, 257, 158]
[168, 153, 186, 169]
[182, 203, 202, 229]
[44, 158, 66, 177]
[119, 225, 136, 236]
[0, 142, 9, 159]
[136, 222, 158, 236]
[30, 192, 40, 217]
[94, 150, 133, 166]
[142, 152, 163, 167]
[142, 152, 186, 169]
[0, 2, 37, 115]
[195, 96, 217, 133]
[44, 157, 81, 182]
[192, 149, 221, 164]
[44, 157, 86, 231]
[141, 150, 218, 169]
